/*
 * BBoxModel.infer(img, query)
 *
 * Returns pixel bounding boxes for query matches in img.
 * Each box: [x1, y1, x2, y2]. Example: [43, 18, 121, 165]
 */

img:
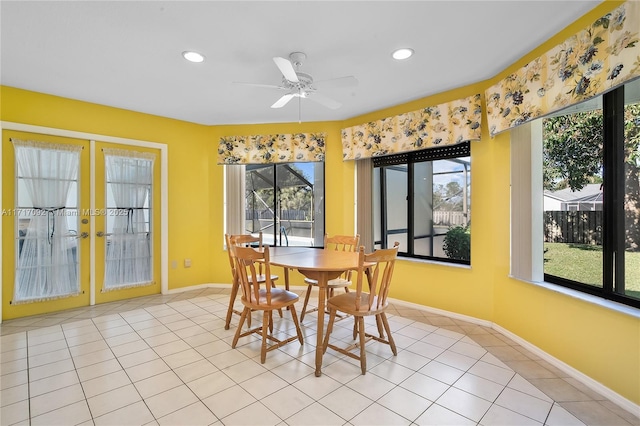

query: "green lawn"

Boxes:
[543, 243, 640, 299]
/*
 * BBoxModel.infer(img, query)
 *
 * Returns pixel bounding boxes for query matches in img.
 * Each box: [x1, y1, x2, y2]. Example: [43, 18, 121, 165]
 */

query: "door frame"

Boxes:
[0, 121, 169, 322]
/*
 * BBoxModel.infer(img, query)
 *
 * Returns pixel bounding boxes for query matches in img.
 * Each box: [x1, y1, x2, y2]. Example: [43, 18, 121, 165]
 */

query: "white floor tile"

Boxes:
[221, 400, 282, 426]
[436, 387, 492, 422]
[377, 385, 432, 421]
[350, 401, 412, 425]
[453, 372, 506, 402]
[173, 359, 218, 383]
[414, 403, 477, 426]
[82, 369, 132, 398]
[93, 400, 155, 426]
[261, 385, 315, 419]
[0, 383, 28, 407]
[30, 383, 86, 418]
[418, 360, 465, 385]
[30, 400, 92, 426]
[494, 387, 553, 423]
[318, 384, 374, 420]
[134, 370, 183, 398]
[202, 384, 257, 419]
[157, 401, 218, 426]
[76, 358, 123, 382]
[285, 401, 348, 426]
[546, 404, 587, 426]
[479, 403, 543, 426]
[29, 370, 79, 397]
[86, 383, 142, 418]
[144, 384, 200, 419]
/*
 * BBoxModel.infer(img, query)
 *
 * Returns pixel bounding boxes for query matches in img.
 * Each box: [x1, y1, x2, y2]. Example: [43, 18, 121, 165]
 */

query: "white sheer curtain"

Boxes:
[13, 139, 82, 303]
[103, 149, 155, 291]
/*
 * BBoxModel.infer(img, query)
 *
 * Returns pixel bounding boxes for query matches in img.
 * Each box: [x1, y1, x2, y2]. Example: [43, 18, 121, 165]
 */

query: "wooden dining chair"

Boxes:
[299, 234, 360, 322]
[322, 242, 400, 374]
[224, 232, 280, 330]
[231, 245, 304, 363]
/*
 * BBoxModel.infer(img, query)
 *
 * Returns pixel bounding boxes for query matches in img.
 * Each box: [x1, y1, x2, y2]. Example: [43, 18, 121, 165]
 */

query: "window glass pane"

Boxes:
[624, 80, 640, 300]
[414, 162, 433, 256]
[385, 165, 407, 252]
[542, 102, 603, 288]
[436, 157, 471, 261]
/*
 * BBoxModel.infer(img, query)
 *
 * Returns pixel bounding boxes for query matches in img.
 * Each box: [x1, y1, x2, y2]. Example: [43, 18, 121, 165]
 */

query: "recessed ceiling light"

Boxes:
[182, 51, 205, 63]
[392, 48, 414, 60]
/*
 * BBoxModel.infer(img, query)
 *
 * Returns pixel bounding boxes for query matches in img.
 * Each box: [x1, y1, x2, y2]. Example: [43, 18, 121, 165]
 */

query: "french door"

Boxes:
[2, 130, 161, 319]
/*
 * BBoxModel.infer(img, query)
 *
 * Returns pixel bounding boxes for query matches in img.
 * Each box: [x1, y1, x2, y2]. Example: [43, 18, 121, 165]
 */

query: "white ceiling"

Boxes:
[1, 1, 602, 126]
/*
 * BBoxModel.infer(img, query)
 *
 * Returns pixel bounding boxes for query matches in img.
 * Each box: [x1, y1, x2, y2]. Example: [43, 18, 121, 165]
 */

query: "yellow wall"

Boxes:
[1, 0, 638, 406]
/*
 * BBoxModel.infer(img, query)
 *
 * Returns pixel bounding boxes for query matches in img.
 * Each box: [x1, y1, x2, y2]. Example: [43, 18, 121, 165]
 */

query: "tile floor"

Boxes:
[1, 287, 639, 426]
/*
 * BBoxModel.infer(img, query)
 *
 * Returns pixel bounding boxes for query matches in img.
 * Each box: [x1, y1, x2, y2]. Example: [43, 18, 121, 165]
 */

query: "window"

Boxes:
[226, 162, 325, 247]
[541, 80, 640, 308]
[513, 79, 640, 309]
[372, 142, 471, 264]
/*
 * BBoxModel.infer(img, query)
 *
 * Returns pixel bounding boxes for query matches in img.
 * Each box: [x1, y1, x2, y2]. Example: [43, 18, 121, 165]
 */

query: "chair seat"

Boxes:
[326, 292, 386, 316]
[242, 288, 299, 310]
[303, 277, 351, 288]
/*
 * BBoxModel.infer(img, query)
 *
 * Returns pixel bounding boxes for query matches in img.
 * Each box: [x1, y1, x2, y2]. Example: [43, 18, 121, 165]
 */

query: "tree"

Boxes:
[543, 104, 640, 250]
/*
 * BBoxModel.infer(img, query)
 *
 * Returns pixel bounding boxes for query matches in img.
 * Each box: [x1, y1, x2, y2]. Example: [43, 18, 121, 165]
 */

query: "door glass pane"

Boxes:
[103, 153, 153, 289]
[624, 79, 640, 300]
[245, 162, 324, 247]
[542, 102, 604, 288]
[14, 142, 81, 302]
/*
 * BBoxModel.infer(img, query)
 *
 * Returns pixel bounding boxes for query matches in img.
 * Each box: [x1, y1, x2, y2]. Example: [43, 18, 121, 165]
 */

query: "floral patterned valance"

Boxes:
[217, 133, 326, 164]
[341, 94, 482, 161]
[486, 1, 640, 137]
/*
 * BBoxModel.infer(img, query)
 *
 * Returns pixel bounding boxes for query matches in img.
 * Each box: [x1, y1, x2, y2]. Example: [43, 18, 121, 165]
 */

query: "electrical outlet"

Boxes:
[184, 258, 192, 268]
[171, 260, 178, 269]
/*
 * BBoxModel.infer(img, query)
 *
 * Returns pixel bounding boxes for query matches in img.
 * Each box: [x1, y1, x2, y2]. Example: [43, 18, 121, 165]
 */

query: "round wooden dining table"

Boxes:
[268, 246, 369, 377]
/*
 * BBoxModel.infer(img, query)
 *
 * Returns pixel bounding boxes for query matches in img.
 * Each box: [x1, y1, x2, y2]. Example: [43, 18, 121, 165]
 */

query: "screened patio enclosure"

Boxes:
[244, 162, 324, 247]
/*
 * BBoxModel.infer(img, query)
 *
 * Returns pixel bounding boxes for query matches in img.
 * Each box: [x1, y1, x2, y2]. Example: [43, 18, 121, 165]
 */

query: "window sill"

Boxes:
[509, 275, 640, 319]
[399, 256, 472, 270]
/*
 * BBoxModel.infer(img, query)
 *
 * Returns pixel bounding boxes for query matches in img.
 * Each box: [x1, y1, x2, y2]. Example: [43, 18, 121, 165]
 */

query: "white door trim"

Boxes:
[0, 121, 169, 321]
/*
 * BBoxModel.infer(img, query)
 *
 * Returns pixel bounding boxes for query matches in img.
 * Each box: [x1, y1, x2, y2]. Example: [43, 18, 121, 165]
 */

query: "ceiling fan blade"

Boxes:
[232, 81, 287, 90]
[273, 57, 299, 83]
[271, 93, 295, 108]
[307, 92, 342, 110]
[314, 76, 358, 89]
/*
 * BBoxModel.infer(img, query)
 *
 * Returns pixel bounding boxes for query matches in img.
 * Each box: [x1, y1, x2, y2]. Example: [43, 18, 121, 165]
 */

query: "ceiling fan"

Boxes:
[234, 52, 358, 113]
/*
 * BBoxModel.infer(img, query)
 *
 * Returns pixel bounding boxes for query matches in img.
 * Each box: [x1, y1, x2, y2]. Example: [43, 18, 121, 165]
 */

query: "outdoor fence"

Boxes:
[433, 211, 468, 227]
[544, 210, 602, 245]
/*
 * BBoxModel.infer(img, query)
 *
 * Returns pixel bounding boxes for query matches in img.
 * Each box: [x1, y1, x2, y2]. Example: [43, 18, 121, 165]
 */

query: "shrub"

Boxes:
[443, 225, 470, 261]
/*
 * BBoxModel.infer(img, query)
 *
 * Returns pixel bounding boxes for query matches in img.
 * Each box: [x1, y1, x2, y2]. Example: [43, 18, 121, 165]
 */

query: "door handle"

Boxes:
[96, 231, 105, 237]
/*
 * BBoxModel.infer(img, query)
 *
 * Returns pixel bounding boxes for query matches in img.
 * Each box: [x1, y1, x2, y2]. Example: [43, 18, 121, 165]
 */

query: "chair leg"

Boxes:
[260, 311, 270, 364]
[232, 307, 249, 348]
[300, 284, 313, 322]
[357, 316, 367, 374]
[225, 279, 240, 330]
[322, 309, 338, 353]
[289, 305, 304, 345]
[380, 313, 397, 356]
[353, 317, 358, 340]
